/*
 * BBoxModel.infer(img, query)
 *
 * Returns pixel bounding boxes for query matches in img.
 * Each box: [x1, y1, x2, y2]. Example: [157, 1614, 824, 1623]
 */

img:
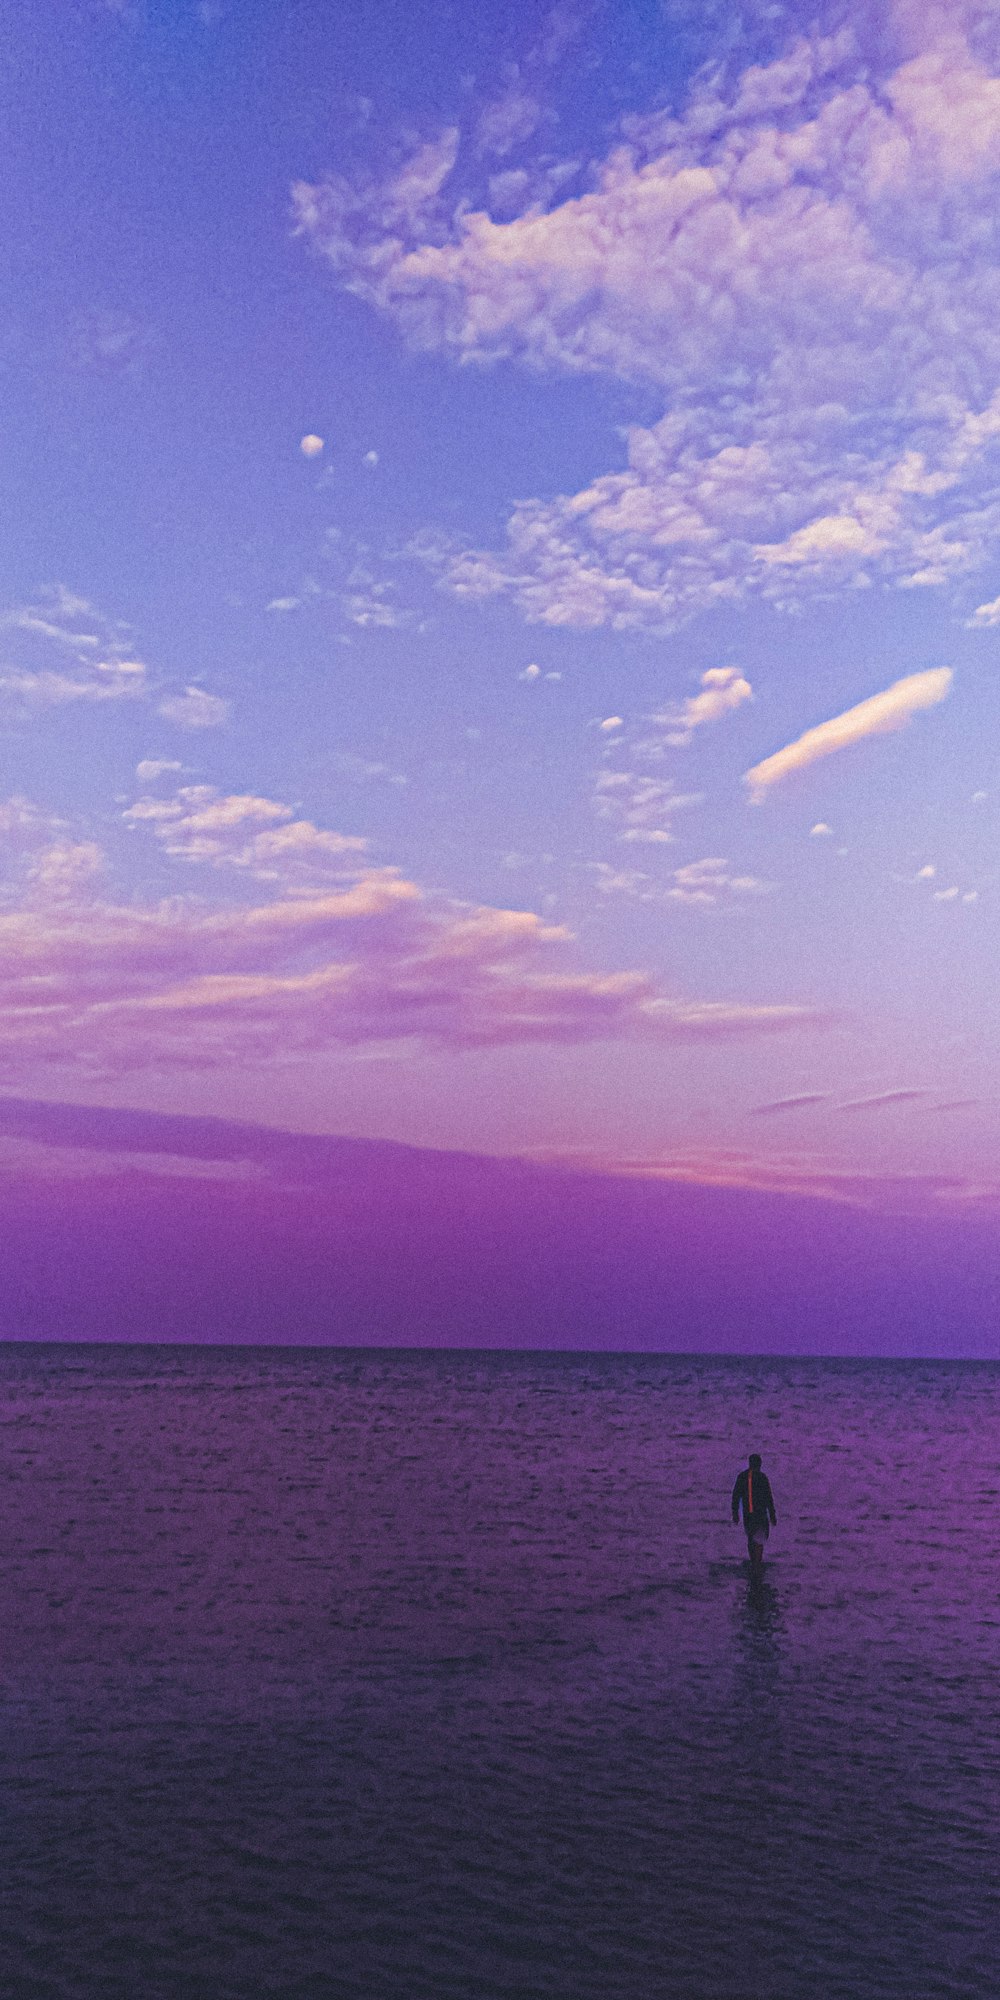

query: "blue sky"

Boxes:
[1, 0, 999, 1209]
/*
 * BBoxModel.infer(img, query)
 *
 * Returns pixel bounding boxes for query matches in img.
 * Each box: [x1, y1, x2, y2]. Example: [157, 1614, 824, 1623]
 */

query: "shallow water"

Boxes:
[2, 1344, 998, 1999]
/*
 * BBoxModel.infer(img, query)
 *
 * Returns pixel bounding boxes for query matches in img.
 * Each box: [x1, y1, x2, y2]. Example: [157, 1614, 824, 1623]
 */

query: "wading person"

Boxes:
[732, 1453, 777, 1570]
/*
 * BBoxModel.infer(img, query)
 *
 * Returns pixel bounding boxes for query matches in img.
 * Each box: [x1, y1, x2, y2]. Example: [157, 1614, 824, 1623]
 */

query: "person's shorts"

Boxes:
[746, 1516, 769, 1545]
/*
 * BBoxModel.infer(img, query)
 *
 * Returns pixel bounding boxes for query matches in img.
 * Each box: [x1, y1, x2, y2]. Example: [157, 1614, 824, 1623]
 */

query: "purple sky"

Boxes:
[1, 0, 1000, 1342]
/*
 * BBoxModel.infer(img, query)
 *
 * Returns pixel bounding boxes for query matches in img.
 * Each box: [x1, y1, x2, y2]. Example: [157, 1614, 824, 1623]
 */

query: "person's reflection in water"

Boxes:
[732, 1566, 786, 1778]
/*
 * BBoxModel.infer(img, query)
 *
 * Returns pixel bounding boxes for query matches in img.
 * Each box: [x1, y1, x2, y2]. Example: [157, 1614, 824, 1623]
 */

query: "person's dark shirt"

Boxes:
[731, 1467, 777, 1526]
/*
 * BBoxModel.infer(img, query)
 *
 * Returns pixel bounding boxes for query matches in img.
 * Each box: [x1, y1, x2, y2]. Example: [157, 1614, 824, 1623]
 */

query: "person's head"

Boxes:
[748, 1453, 762, 1470]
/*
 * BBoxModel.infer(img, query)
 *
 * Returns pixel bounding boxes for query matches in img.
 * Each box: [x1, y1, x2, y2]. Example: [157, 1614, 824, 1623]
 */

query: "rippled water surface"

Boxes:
[2, 1344, 999, 1999]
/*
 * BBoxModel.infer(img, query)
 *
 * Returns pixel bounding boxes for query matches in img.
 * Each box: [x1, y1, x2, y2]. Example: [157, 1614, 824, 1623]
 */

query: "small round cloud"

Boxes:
[300, 434, 325, 458]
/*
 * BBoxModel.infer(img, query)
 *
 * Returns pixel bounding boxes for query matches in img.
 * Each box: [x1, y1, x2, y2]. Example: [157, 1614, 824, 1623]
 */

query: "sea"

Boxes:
[2, 1343, 998, 2000]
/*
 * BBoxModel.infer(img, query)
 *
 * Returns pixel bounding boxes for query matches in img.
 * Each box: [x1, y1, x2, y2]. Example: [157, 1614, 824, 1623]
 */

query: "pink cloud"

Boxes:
[0, 792, 826, 1075]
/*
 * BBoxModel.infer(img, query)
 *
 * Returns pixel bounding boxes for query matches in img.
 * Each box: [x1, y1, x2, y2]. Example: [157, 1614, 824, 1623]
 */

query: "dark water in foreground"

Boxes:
[2, 1345, 999, 2000]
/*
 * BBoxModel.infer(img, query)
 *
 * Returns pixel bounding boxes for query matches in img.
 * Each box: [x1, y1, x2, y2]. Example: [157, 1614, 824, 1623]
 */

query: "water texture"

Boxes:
[1, 1344, 998, 1999]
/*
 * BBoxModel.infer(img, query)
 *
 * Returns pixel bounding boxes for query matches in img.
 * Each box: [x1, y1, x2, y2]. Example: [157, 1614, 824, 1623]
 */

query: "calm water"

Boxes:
[2, 1344, 999, 2000]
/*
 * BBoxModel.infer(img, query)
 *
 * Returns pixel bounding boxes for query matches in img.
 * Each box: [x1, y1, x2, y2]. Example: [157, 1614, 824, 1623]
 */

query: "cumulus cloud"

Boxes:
[966, 592, 1000, 625]
[0, 789, 824, 1074]
[296, 7, 1000, 628]
[124, 786, 367, 882]
[744, 668, 952, 801]
[157, 686, 229, 730]
[652, 667, 753, 746]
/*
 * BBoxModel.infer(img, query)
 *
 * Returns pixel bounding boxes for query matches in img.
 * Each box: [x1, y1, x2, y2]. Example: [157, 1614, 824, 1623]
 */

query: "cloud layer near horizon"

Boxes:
[0, 787, 823, 1073]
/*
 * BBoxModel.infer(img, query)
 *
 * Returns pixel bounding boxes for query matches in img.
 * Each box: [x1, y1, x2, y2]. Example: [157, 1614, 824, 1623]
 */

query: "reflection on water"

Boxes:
[1, 1344, 999, 2000]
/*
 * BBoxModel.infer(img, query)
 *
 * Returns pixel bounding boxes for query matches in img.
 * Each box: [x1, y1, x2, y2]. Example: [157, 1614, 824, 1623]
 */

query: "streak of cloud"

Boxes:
[837, 1090, 929, 1112]
[744, 669, 952, 801]
[750, 1093, 830, 1115]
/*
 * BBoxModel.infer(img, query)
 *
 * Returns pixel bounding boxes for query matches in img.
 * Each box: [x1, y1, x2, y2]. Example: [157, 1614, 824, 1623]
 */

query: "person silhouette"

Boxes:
[732, 1453, 777, 1570]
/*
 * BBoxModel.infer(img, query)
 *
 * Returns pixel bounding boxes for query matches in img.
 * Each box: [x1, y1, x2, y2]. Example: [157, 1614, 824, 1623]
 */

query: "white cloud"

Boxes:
[838, 1090, 929, 1112]
[810, 821, 833, 837]
[334, 752, 407, 786]
[916, 863, 936, 879]
[124, 786, 366, 882]
[475, 88, 542, 159]
[589, 863, 656, 900]
[599, 715, 623, 732]
[135, 759, 183, 784]
[667, 856, 774, 905]
[744, 668, 953, 801]
[0, 588, 149, 712]
[341, 567, 415, 630]
[300, 434, 324, 457]
[519, 662, 541, 680]
[157, 686, 229, 731]
[966, 592, 1000, 626]
[296, 11, 1000, 629]
[594, 770, 702, 843]
[652, 666, 753, 746]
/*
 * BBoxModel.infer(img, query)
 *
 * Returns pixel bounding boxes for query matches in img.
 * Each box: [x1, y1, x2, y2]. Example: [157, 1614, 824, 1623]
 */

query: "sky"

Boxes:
[2, 0, 1000, 1243]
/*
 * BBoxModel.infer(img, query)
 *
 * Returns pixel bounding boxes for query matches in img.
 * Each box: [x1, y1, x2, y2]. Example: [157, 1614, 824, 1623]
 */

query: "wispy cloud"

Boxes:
[0, 588, 149, 711]
[837, 1089, 929, 1112]
[744, 669, 952, 801]
[559, 1143, 995, 1216]
[667, 857, 773, 905]
[135, 759, 183, 784]
[0, 791, 825, 1074]
[751, 1093, 830, 1114]
[157, 687, 229, 730]
[594, 771, 701, 843]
